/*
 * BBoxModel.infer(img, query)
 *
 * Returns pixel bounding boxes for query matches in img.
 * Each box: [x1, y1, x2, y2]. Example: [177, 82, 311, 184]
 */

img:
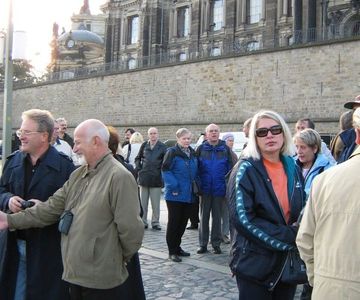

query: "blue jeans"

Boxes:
[15, 240, 26, 300]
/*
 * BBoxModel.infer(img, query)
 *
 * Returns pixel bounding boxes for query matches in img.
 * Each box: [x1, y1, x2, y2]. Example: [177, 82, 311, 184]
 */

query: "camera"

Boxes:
[58, 210, 73, 235]
[21, 200, 35, 210]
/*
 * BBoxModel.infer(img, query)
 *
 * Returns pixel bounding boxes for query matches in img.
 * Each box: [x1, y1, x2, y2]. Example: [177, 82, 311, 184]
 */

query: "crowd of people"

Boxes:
[0, 94, 359, 300]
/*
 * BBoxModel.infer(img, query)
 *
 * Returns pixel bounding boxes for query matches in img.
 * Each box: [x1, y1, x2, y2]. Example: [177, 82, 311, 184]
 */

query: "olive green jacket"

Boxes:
[8, 152, 144, 289]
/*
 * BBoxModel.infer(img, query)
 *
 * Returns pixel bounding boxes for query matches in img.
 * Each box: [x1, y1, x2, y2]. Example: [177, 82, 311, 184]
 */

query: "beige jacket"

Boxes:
[8, 152, 144, 289]
[296, 147, 360, 299]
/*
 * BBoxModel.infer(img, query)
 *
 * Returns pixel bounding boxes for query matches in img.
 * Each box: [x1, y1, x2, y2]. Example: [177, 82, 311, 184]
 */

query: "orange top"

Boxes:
[263, 158, 290, 223]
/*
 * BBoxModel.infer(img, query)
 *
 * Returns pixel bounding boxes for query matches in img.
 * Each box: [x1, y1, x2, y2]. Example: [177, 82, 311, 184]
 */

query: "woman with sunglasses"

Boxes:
[227, 110, 305, 299]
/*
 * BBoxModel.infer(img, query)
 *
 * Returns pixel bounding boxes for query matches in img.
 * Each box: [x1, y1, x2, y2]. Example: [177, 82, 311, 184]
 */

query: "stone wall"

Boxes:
[1, 39, 359, 141]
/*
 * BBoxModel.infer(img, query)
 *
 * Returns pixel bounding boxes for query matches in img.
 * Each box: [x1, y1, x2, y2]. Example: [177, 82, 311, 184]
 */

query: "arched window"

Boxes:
[246, 41, 259, 51]
[128, 58, 136, 69]
[210, 47, 221, 56]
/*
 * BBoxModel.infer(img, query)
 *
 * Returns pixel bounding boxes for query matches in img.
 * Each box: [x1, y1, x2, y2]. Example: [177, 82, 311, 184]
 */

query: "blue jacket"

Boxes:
[296, 153, 335, 198]
[338, 128, 357, 163]
[0, 147, 76, 300]
[196, 140, 232, 197]
[162, 144, 198, 203]
[227, 156, 305, 290]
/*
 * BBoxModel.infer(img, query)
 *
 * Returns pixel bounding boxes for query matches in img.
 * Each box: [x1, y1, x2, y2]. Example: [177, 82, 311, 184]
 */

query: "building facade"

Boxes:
[102, 0, 360, 68]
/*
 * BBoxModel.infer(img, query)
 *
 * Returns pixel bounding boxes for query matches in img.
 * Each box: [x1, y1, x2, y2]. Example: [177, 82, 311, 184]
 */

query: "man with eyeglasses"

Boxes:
[0, 109, 76, 300]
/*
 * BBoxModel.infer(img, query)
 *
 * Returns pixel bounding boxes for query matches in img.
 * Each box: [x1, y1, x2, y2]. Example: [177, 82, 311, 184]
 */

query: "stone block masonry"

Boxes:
[1, 39, 359, 141]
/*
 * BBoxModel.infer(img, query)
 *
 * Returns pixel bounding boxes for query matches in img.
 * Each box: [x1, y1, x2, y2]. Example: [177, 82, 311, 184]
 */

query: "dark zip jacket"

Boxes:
[227, 155, 305, 290]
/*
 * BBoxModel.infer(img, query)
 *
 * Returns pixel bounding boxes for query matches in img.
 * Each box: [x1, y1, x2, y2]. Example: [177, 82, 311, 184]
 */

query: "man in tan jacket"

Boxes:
[0, 119, 144, 299]
[296, 107, 360, 299]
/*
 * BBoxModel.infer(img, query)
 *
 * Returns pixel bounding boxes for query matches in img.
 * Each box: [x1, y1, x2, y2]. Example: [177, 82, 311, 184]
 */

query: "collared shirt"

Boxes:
[24, 147, 50, 198]
[179, 145, 191, 158]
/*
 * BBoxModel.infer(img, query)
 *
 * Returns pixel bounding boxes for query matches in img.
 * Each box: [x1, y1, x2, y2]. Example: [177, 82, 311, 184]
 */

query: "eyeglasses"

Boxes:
[16, 129, 42, 138]
[255, 125, 283, 138]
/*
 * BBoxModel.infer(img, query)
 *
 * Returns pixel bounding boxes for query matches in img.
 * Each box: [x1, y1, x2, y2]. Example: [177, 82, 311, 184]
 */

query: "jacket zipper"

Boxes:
[268, 252, 288, 291]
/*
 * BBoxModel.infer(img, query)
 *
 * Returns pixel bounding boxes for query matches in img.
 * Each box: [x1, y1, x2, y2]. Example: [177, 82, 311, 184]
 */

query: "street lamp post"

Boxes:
[2, 0, 13, 165]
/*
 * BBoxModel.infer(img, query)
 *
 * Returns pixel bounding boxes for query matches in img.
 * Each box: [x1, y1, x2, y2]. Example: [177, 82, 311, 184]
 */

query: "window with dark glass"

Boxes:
[177, 6, 190, 37]
[128, 15, 139, 44]
[287, 0, 293, 17]
[246, 0, 262, 24]
[210, 0, 224, 31]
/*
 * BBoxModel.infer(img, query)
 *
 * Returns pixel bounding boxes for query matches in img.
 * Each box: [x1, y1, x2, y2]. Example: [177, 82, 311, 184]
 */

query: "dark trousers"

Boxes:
[188, 196, 199, 225]
[69, 283, 124, 300]
[236, 275, 296, 300]
[166, 201, 192, 255]
[69, 253, 145, 300]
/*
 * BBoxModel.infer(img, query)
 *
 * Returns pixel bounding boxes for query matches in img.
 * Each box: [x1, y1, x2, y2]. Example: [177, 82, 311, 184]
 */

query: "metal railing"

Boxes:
[1, 22, 359, 89]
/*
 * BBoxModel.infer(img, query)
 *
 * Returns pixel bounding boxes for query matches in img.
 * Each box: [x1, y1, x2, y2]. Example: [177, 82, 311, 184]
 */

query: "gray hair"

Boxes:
[130, 132, 144, 144]
[22, 109, 54, 142]
[175, 128, 192, 139]
[339, 110, 353, 131]
[243, 110, 295, 160]
[293, 128, 322, 154]
[353, 108, 360, 129]
[56, 117, 67, 124]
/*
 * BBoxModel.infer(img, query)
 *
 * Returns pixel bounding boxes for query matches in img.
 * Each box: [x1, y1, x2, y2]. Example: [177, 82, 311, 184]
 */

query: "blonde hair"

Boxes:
[243, 110, 294, 160]
[130, 132, 144, 144]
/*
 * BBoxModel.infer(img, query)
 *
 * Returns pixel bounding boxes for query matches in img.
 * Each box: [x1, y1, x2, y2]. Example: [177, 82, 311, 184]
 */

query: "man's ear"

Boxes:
[355, 128, 360, 145]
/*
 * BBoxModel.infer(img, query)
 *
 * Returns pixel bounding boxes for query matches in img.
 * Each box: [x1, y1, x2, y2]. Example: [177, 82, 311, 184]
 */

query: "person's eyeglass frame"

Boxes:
[16, 129, 43, 138]
[255, 125, 283, 138]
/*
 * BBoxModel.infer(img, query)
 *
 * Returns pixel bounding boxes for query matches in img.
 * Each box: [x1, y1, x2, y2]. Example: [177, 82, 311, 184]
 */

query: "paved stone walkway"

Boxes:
[139, 198, 301, 300]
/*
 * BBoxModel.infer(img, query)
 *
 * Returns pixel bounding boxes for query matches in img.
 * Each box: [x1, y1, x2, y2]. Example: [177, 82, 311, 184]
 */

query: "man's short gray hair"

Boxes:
[22, 109, 54, 142]
[56, 117, 67, 124]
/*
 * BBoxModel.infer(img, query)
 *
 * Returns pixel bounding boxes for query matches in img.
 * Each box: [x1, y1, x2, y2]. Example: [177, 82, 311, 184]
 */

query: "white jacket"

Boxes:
[296, 147, 360, 299]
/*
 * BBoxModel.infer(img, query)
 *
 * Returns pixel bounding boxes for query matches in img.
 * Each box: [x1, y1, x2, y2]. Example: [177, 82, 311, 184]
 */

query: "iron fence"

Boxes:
[1, 23, 359, 89]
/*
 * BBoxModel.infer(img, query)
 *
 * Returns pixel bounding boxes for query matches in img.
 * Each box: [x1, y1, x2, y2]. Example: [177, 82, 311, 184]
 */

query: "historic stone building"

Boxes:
[103, 0, 360, 68]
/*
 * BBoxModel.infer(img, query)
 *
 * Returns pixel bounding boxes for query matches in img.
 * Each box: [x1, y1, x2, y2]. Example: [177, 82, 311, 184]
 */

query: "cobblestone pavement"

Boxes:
[139, 199, 302, 300]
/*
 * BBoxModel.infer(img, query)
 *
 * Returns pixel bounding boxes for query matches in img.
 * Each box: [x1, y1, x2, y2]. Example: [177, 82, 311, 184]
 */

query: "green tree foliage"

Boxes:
[0, 59, 38, 88]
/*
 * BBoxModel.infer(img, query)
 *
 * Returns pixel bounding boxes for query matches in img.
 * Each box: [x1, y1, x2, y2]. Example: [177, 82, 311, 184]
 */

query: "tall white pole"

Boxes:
[2, 0, 13, 164]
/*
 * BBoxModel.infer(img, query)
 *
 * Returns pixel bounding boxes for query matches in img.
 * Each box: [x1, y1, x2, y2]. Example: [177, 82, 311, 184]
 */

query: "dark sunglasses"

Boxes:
[256, 125, 283, 137]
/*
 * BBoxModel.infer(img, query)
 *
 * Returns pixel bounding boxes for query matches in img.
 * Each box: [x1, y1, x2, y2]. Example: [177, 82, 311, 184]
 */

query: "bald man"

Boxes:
[0, 119, 144, 300]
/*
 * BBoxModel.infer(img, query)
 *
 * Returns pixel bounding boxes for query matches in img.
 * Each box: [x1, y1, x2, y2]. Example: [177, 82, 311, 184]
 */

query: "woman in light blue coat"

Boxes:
[294, 128, 336, 198]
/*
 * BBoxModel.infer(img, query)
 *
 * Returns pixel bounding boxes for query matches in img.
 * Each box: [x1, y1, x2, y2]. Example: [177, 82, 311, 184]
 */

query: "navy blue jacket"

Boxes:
[162, 144, 198, 203]
[196, 140, 232, 197]
[227, 156, 305, 290]
[0, 147, 76, 300]
[338, 128, 357, 163]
